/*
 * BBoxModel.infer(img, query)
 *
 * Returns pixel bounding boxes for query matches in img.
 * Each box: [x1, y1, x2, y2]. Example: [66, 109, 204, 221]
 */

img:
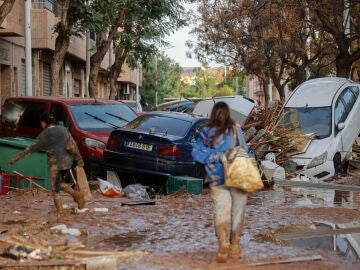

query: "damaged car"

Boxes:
[104, 111, 207, 181]
[274, 77, 360, 180]
[0, 96, 138, 179]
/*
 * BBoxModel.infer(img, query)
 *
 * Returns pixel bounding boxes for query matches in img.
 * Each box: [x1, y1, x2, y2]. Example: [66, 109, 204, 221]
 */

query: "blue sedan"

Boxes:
[104, 111, 207, 179]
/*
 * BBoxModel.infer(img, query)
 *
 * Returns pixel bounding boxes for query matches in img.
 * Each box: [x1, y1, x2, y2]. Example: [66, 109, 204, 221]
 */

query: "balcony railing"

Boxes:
[32, 1, 62, 16]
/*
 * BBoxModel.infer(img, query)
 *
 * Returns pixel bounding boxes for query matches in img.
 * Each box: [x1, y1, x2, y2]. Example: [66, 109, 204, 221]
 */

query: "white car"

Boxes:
[275, 77, 360, 180]
[191, 95, 256, 125]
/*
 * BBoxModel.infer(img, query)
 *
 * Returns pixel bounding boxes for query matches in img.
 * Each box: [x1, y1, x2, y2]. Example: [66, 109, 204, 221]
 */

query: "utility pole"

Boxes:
[85, 32, 90, 97]
[344, 0, 350, 38]
[136, 62, 140, 108]
[305, 4, 311, 79]
[268, 77, 273, 102]
[155, 54, 158, 107]
[25, 0, 32, 96]
[235, 76, 238, 95]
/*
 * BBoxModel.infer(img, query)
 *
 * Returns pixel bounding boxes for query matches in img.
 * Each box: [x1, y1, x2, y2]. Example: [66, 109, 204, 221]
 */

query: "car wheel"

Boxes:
[194, 162, 205, 180]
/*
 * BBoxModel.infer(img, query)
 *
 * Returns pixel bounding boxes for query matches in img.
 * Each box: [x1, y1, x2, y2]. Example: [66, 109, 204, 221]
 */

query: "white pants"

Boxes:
[211, 185, 248, 235]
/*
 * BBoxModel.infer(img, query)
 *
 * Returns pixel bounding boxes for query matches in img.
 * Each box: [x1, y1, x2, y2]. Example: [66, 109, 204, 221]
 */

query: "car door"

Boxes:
[334, 86, 360, 157]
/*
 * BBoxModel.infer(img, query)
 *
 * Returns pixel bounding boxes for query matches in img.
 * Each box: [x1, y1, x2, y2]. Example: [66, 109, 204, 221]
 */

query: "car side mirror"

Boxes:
[337, 122, 345, 131]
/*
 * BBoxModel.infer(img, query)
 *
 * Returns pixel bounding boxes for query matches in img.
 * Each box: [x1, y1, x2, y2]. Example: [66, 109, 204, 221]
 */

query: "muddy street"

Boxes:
[0, 182, 360, 270]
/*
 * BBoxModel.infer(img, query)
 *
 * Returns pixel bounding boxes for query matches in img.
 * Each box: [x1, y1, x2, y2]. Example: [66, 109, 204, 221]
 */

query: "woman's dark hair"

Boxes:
[207, 102, 235, 146]
[40, 113, 56, 126]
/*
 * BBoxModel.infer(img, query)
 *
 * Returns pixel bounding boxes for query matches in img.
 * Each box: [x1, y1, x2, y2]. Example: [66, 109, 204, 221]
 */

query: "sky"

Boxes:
[163, 3, 202, 68]
[163, 3, 222, 68]
[164, 25, 201, 68]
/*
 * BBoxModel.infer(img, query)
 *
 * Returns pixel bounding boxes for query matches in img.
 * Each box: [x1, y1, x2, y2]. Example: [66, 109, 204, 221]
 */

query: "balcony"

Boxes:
[32, 1, 62, 17]
[118, 64, 142, 86]
[0, 0, 25, 36]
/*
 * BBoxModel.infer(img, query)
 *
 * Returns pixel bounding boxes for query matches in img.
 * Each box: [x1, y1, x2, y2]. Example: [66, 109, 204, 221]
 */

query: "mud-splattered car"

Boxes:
[104, 111, 207, 181]
[275, 77, 360, 180]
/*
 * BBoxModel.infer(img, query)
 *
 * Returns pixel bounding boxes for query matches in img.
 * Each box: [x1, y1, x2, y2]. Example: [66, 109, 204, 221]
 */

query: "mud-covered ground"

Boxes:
[0, 179, 360, 269]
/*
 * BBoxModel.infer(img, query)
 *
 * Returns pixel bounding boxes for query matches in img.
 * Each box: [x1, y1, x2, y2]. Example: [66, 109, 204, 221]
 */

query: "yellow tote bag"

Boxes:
[222, 127, 264, 193]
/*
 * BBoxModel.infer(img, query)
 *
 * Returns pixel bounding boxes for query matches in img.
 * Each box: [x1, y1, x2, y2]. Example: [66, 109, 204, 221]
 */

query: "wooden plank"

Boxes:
[276, 227, 360, 241]
[273, 177, 360, 192]
[0, 260, 86, 267]
[65, 250, 147, 256]
[248, 254, 323, 266]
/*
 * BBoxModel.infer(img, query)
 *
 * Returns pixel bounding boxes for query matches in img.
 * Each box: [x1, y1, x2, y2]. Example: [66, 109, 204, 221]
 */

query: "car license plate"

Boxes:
[127, 141, 153, 151]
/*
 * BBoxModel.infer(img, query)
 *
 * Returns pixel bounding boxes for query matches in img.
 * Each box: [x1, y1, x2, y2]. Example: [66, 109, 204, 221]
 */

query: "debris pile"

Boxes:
[242, 103, 316, 179]
[352, 138, 360, 161]
[0, 220, 147, 268]
[242, 102, 360, 182]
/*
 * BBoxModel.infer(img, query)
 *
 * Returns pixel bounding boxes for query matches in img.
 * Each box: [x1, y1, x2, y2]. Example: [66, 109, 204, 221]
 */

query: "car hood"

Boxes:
[291, 137, 332, 164]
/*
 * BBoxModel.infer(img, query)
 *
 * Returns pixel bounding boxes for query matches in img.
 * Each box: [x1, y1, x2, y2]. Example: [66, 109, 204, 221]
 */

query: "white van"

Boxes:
[275, 77, 360, 180]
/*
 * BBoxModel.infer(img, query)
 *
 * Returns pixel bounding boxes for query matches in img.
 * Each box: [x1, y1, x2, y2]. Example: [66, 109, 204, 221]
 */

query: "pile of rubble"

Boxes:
[242, 103, 358, 182]
[352, 138, 360, 161]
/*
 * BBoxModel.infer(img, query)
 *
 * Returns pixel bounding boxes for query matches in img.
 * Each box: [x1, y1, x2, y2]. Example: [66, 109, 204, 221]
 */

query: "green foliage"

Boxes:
[141, 53, 183, 108]
[214, 85, 235, 96]
[179, 66, 246, 99]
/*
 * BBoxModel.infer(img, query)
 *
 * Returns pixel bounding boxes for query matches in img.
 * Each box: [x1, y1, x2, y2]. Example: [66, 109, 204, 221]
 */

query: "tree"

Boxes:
[218, 69, 247, 96]
[191, 66, 218, 97]
[50, 0, 89, 95]
[87, 0, 186, 98]
[214, 85, 235, 96]
[0, 0, 15, 26]
[189, 0, 339, 101]
[307, 0, 360, 78]
[141, 53, 182, 107]
[108, 0, 185, 99]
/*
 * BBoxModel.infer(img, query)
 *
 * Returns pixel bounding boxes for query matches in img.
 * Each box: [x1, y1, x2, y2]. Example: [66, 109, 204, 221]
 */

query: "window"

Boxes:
[277, 107, 332, 139]
[3, 101, 46, 128]
[334, 100, 347, 126]
[334, 87, 359, 126]
[125, 115, 192, 137]
[50, 104, 70, 128]
[194, 120, 208, 140]
[69, 104, 137, 131]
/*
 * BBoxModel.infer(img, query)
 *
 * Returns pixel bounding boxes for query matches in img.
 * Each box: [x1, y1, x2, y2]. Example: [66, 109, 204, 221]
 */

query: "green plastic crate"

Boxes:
[0, 137, 50, 190]
[166, 176, 203, 195]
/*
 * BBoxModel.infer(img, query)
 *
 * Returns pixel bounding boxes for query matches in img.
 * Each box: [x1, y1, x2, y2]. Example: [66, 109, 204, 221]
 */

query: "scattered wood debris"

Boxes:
[0, 227, 147, 269]
[243, 102, 315, 168]
[353, 138, 360, 161]
[243, 103, 360, 181]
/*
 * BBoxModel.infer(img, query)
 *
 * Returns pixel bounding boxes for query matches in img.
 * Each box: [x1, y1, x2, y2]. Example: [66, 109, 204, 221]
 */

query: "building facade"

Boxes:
[0, 0, 140, 112]
[247, 75, 282, 105]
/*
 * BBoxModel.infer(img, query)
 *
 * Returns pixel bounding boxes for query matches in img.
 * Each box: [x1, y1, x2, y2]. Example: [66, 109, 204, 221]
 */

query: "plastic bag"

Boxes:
[97, 178, 124, 198]
[123, 184, 150, 200]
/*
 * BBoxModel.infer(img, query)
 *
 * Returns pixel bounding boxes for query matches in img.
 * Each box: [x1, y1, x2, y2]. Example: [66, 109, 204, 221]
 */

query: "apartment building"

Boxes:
[0, 0, 140, 110]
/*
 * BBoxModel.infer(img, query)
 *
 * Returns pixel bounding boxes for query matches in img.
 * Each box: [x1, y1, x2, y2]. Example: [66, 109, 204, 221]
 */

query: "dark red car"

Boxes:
[0, 96, 138, 179]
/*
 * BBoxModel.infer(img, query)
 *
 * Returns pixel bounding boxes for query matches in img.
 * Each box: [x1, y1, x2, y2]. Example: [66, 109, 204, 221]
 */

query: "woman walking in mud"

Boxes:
[192, 102, 249, 263]
[7, 113, 85, 213]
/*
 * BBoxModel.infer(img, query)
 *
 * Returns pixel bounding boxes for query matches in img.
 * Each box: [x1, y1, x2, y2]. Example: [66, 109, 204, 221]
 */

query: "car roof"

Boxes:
[145, 111, 206, 123]
[5, 96, 124, 105]
[156, 99, 194, 108]
[286, 77, 357, 107]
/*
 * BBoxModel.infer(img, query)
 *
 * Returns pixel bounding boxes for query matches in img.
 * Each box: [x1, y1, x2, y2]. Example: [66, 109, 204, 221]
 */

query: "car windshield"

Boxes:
[70, 104, 137, 131]
[124, 115, 192, 137]
[276, 107, 332, 139]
